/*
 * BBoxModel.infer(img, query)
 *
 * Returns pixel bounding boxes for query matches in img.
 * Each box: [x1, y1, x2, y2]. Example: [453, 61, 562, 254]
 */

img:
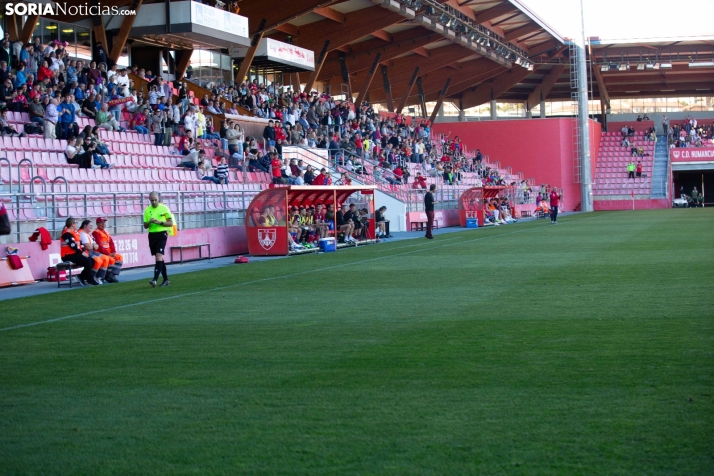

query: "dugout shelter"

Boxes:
[245, 186, 377, 256]
[458, 186, 515, 227]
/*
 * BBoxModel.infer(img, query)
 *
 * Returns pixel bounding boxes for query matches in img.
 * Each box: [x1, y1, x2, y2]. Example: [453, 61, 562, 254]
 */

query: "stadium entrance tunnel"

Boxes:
[245, 186, 378, 256]
[458, 186, 516, 227]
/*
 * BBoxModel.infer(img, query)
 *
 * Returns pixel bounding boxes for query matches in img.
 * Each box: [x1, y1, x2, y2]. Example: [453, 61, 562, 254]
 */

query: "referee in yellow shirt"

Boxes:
[143, 191, 174, 287]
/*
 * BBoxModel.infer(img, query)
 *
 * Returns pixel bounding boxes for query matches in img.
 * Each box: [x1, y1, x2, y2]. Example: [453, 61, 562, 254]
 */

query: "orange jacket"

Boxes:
[92, 228, 116, 255]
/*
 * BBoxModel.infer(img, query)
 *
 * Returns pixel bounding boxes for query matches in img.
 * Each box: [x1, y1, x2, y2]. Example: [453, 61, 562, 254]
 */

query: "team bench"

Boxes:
[170, 243, 211, 264]
[410, 221, 438, 232]
[55, 261, 84, 288]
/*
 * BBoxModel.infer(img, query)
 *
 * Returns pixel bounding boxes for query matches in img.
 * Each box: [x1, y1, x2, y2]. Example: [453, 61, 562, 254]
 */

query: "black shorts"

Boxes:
[148, 231, 168, 256]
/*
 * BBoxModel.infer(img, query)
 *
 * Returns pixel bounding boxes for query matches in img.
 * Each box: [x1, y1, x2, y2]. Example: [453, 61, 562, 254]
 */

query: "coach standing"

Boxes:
[143, 191, 173, 287]
[424, 184, 438, 239]
[549, 188, 562, 224]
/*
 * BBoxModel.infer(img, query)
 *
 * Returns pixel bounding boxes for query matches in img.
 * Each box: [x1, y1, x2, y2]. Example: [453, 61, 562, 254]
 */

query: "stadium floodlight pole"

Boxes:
[577, 0, 593, 212]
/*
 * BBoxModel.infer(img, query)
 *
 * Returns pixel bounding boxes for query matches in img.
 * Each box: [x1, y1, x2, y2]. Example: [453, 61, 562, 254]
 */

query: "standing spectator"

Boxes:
[636, 161, 643, 178]
[152, 109, 165, 146]
[627, 161, 635, 180]
[41, 97, 59, 139]
[424, 184, 437, 239]
[270, 152, 283, 184]
[58, 94, 78, 139]
[549, 188, 561, 224]
[263, 119, 276, 146]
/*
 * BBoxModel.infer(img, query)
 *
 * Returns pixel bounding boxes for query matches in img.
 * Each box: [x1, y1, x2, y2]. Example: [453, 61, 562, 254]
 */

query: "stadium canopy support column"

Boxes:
[303, 40, 330, 93]
[395, 67, 420, 115]
[540, 99, 546, 118]
[490, 99, 497, 120]
[381, 65, 394, 113]
[110, 0, 143, 64]
[428, 78, 451, 125]
[92, 12, 109, 60]
[235, 25, 265, 84]
[354, 53, 381, 106]
[5, 16, 19, 42]
[576, 0, 593, 212]
[19, 15, 40, 45]
[175, 48, 193, 80]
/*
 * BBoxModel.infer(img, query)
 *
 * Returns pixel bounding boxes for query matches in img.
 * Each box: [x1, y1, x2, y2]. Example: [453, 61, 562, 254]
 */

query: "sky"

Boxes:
[520, 0, 714, 42]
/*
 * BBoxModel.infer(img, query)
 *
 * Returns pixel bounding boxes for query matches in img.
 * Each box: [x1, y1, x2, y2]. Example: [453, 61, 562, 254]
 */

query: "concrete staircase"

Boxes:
[650, 135, 669, 199]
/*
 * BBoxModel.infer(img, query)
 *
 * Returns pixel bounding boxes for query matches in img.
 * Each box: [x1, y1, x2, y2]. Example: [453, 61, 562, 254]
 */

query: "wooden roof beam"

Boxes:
[460, 66, 538, 109]
[504, 22, 541, 42]
[475, 2, 519, 23]
[371, 30, 393, 42]
[238, 0, 338, 36]
[317, 30, 439, 80]
[295, 6, 403, 52]
[313, 6, 345, 23]
[526, 65, 566, 110]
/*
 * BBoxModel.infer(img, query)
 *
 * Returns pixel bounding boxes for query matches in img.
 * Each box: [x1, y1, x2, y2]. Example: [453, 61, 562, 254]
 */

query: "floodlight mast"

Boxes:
[577, 0, 593, 212]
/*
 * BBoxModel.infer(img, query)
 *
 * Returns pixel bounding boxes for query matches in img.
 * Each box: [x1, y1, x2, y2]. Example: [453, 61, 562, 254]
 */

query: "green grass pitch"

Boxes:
[1, 209, 713, 475]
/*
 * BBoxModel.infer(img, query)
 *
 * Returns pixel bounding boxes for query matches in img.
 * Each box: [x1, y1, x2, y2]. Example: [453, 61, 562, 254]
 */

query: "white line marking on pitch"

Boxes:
[0, 214, 608, 332]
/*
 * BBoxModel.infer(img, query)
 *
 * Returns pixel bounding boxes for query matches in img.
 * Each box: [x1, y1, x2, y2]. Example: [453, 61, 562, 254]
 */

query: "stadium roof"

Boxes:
[39, 0, 714, 109]
[496, 36, 714, 106]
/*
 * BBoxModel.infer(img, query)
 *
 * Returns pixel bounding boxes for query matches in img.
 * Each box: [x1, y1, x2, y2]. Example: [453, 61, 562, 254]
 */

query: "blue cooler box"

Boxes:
[319, 238, 337, 252]
[466, 218, 479, 228]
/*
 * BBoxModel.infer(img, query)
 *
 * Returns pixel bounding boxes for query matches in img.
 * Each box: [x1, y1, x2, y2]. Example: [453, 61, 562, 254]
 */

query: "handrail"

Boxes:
[30, 175, 49, 218]
[0, 157, 12, 191]
[51, 176, 70, 224]
[51, 176, 69, 193]
[29, 175, 47, 195]
[16, 157, 34, 193]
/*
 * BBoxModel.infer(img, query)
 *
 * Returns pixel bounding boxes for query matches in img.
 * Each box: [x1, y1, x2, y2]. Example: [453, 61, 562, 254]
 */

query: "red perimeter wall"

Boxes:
[432, 118, 601, 211]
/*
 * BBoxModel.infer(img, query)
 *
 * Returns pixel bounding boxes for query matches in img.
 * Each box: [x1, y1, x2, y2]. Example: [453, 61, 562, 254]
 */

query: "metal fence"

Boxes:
[0, 190, 259, 242]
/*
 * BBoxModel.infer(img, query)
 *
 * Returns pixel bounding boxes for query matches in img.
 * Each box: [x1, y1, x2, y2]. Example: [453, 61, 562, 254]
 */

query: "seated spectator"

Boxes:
[303, 165, 315, 184]
[81, 92, 97, 119]
[132, 107, 149, 134]
[336, 204, 356, 243]
[96, 103, 124, 131]
[80, 135, 112, 169]
[215, 157, 229, 184]
[335, 172, 351, 186]
[177, 130, 194, 155]
[0, 108, 25, 137]
[28, 94, 45, 126]
[197, 159, 220, 184]
[412, 172, 427, 189]
[91, 217, 123, 283]
[79, 220, 112, 284]
[59, 217, 99, 286]
[65, 137, 94, 169]
[344, 203, 364, 240]
[179, 147, 204, 171]
[313, 204, 329, 238]
[636, 115, 643, 122]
